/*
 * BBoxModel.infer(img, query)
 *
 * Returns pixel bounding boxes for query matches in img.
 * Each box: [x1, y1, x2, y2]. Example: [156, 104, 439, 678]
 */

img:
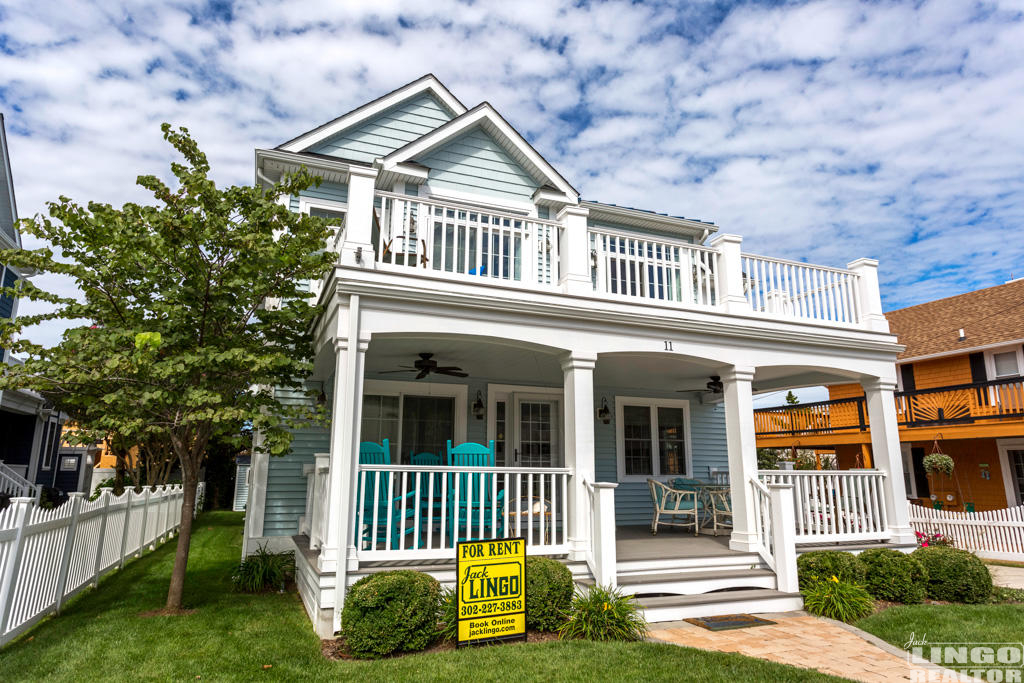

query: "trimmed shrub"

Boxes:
[231, 544, 295, 593]
[525, 556, 574, 631]
[341, 570, 441, 658]
[912, 547, 992, 604]
[802, 576, 874, 622]
[857, 548, 927, 604]
[797, 550, 865, 591]
[558, 585, 647, 642]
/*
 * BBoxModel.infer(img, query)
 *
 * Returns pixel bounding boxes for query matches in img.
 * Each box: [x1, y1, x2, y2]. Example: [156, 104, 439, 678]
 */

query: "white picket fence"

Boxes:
[0, 483, 203, 647]
[909, 502, 1024, 562]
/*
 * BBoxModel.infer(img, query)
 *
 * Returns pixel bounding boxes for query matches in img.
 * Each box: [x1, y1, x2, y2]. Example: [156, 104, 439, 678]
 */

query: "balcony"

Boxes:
[754, 377, 1024, 444]
[362, 191, 882, 331]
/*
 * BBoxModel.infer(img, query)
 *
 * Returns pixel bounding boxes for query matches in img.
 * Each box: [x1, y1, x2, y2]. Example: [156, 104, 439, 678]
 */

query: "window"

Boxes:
[361, 395, 400, 461]
[39, 418, 62, 470]
[400, 395, 455, 461]
[616, 398, 691, 481]
[359, 381, 466, 464]
[986, 346, 1023, 379]
[60, 456, 78, 472]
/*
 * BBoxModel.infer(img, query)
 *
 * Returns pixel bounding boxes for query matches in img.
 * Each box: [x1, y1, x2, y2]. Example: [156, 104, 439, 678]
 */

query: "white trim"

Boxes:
[486, 384, 564, 467]
[279, 75, 466, 153]
[997, 438, 1024, 507]
[298, 197, 348, 215]
[614, 396, 693, 483]
[421, 184, 537, 215]
[985, 344, 1024, 379]
[362, 379, 468, 459]
[900, 443, 917, 499]
[381, 103, 578, 202]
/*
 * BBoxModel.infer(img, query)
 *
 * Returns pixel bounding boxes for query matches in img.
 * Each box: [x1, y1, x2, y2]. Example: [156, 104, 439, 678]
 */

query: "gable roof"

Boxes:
[0, 113, 20, 249]
[277, 74, 466, 154]
[381, 102, 578, 203]
[886, 278, 1024, 361]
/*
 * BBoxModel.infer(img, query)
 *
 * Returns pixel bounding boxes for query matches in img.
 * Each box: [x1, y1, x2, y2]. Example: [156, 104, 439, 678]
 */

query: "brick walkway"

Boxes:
[649, 613, 949, 682]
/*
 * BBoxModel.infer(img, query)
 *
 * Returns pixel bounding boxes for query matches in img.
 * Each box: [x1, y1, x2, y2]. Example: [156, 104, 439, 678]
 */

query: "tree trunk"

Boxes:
[165, 470, 199, 611]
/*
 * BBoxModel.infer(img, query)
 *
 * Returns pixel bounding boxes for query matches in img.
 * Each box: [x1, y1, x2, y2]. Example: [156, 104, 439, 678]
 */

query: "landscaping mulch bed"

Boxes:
[322, 629, 560, 660]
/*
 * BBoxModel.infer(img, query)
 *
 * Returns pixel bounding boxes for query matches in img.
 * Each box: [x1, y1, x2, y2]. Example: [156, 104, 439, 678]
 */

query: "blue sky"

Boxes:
[2, 0, 1024, 358]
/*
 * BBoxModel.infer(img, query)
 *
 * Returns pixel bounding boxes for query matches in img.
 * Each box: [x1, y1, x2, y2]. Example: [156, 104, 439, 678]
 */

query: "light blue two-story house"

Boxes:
[241, 75, 915, 637]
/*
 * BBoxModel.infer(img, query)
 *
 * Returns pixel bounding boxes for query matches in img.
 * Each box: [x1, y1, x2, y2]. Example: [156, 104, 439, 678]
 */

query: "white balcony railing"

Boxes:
[374, 192, 561, 287]
[353, 464, 570, 561]
[760, 470, 889, 543]
[591, 229, 720, 307]
[741, 254, 862, 325]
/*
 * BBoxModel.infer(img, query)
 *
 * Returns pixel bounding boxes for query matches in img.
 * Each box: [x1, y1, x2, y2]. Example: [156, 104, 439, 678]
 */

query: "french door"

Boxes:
[513, 396, 561, 468]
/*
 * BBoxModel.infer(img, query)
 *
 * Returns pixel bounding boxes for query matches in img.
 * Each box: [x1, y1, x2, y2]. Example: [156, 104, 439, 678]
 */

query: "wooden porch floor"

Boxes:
[615, 526, 741, 562]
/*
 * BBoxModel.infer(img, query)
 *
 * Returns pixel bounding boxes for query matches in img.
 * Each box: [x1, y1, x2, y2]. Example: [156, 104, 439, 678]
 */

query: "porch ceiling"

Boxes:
[364, 336, 563, 384]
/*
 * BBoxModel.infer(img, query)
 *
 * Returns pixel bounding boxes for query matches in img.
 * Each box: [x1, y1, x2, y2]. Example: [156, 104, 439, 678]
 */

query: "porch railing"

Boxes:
[749, 477, 776, 571]
[749, 477, 799, 592]
[741, 254, 862, 325]
[0, 461, 37, 499]
[353, 464, 570, 561]
[753, 396, 867, 436]
[759, 470, 889, 543]
[591, 229, 720, 307]
[583, 479, 618, 587]
[374, 191, 562, 287]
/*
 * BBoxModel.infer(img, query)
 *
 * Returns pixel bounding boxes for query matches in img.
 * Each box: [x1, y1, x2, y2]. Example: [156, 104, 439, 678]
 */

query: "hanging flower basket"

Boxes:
[922, 452, 954, 477]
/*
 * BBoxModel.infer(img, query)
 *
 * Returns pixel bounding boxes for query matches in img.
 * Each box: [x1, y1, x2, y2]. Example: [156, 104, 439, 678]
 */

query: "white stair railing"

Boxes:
[749, 477, 799, 593]
[0, 461, 36, 499]
[760, 470, 890, 543]
[583, 478, 618, 588]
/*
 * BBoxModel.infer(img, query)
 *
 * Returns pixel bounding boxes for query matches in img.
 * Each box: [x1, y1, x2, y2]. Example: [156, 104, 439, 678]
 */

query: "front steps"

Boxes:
[637, 589, 804, 622]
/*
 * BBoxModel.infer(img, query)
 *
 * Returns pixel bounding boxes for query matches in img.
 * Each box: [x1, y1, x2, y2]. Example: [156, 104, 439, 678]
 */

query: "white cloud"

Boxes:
[1, 0, 1023, 349]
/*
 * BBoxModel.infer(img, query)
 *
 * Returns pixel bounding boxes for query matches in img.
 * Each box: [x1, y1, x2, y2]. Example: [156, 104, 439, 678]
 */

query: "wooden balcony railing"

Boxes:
[754, 377, 1024, 437]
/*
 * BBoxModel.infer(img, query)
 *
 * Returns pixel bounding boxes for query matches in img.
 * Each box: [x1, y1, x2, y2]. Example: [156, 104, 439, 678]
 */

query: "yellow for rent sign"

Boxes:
[456, 538, 527, 646]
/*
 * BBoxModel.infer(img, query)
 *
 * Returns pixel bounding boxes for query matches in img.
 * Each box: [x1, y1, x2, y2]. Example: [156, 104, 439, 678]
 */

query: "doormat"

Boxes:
[684, 614, 776, 631]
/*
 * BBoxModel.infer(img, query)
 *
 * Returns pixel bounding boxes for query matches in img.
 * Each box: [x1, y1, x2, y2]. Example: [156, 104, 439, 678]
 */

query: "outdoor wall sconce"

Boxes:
[597, 397, 611, 424]
[472, 391, 485, 420]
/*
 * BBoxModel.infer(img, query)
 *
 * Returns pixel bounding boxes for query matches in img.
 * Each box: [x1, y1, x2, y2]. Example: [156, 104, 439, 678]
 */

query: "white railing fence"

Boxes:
[0, 461, 37, 500]
[760, 470, 889, 543]
[583, 479, 618, 587]
[353, 465, 570, 561]
[0, 482, 202, 647]
[741, 254, 862, 325]
[909, 503, 1024, 562]
[591, 229, 720, 307]
[375, 192, 561, 287]
[309, 455, 329, 550]
[750, 477, 776, 570]
[749, 477, 799, 593]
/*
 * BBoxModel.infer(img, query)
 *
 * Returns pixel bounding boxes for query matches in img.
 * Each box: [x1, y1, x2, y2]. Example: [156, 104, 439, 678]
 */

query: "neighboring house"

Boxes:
[756, 278, 1024, 511]
[241, 75, 914, 637]
[0, 113, 68, 499]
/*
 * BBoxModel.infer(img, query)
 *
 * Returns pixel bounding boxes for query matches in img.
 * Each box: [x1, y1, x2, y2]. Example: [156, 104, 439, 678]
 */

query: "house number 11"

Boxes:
[664, 341, 673, 351]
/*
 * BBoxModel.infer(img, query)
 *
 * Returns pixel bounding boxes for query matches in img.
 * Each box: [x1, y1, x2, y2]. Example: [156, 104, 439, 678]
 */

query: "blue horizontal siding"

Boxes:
[419, 127, 540, 201]
[310, 94, 453, 162]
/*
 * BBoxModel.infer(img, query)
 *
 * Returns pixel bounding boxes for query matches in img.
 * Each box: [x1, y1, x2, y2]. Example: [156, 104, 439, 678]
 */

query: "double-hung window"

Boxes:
[616, 397, 691, 481]
[359, 380, 466, 464]
[989, 347, 1023, 379]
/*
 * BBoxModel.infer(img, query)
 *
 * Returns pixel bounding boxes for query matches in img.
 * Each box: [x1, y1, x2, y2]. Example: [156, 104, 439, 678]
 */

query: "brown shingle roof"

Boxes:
[886, 278, 1024, 360]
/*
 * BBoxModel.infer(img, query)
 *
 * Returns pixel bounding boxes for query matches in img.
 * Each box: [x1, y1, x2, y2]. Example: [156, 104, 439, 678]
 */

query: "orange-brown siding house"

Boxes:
[756, 278, 1024, 511]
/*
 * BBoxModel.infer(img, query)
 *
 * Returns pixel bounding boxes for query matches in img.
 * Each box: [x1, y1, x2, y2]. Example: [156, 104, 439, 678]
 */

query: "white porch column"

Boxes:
[561, 351, 597, 561]
[863, 378, 916, 544]
[708, 234, 750, 314]
[557, 205, 592, 296]
[722, 366, 761, 552]
[847, 258, 889, 332]
[338, 166, 378, 269]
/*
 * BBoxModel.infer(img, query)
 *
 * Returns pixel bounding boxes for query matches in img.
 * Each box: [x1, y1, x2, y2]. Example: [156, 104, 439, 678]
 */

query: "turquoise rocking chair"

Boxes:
[358, 440, 418, 549]
[446, 440, 504, 543]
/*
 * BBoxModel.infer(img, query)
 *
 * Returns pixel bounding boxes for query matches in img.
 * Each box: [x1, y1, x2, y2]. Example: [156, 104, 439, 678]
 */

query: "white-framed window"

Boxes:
[360, 380, 467, 464]
[986, 345, 1023, 379]
[59, 456, 78, 472]
[615, 397, 692, 482]
[39, 417, 62, 471]
[486, 384, 564, 468]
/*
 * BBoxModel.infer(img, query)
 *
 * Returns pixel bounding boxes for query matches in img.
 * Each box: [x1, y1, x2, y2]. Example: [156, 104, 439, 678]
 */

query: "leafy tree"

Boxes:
[0, 125, 333, 610]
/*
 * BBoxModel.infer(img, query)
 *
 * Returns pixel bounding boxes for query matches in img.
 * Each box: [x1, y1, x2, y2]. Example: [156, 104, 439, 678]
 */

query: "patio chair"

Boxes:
[648, 479, 701, 536]
[705, 488, 732, 536]
[446, 440, 504, 543]
[411, 451, 444, 524]
[357, 440, 418, 550]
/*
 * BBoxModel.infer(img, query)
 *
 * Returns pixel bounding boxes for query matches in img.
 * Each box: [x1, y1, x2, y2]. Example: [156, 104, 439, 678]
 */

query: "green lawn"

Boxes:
[857, 603, 1024, 653]
[0, 512, 844, 682]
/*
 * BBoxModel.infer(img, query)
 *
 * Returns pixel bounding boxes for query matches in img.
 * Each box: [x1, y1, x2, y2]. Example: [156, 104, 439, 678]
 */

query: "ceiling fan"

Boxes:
[380, 352, 468, 380]
[676, 375, 724, 394]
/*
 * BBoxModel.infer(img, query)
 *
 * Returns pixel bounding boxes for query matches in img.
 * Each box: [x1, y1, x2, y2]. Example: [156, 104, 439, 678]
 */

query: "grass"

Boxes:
[0, 512, 844, 682]
[857, 603, 1024, 652]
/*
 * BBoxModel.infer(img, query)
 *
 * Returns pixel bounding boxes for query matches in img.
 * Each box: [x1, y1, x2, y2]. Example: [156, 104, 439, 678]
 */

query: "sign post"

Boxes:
[456, 537, 527, 646]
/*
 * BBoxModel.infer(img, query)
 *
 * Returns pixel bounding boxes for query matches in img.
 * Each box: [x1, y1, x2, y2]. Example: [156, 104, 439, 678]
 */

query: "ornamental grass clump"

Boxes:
[912, 546, 992, 604]
[857, 548, 928, 604]
[231, 544, 295, 593]
[341, 570, 441, 658]
[802, 576, 874, 622]
[558, 585, 647, 642]
[438, 587, 458, 642]
[525, 556, 574, 631]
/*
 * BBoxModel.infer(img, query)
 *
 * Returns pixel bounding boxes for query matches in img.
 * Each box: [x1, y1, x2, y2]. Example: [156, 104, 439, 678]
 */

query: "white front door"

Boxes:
[512, 395, 561, 468]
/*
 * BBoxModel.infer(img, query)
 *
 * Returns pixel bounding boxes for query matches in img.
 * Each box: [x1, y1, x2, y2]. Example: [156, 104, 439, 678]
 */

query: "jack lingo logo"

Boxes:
[905, 633, 1024, 682]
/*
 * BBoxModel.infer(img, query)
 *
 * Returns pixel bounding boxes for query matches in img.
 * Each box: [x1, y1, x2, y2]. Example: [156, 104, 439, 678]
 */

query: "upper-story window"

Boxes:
[986, 346, 1023, 379]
